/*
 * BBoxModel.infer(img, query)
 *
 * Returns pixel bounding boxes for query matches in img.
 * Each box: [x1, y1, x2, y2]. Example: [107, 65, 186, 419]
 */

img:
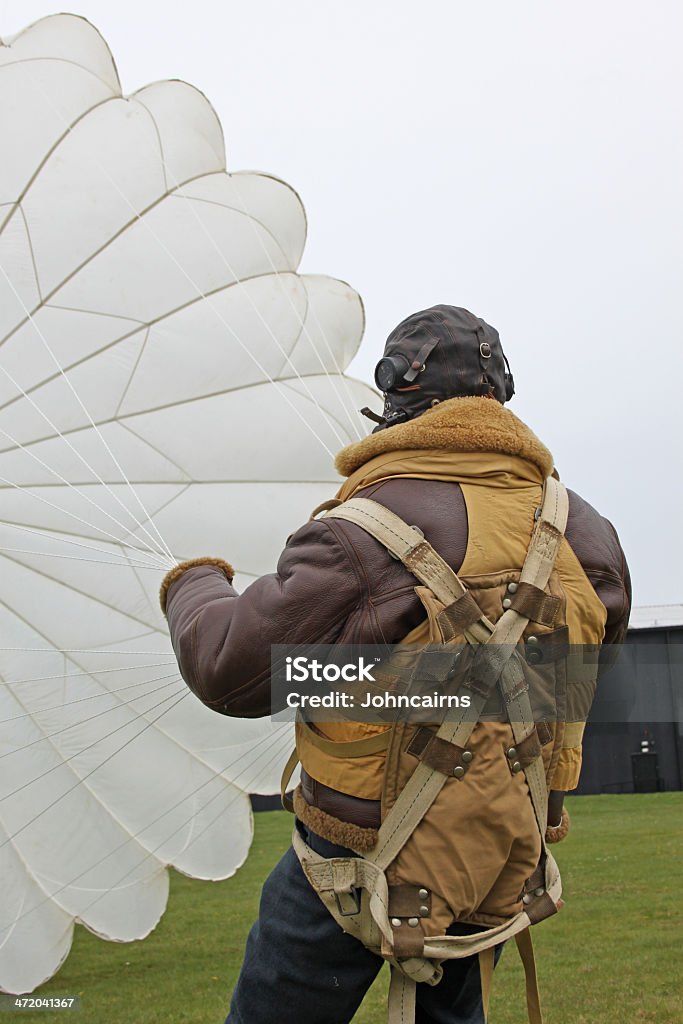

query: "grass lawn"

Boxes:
[20, 793, 683, 1023]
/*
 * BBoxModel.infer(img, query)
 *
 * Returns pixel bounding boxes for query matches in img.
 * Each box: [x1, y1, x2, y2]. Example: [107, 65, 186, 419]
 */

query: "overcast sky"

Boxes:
[3, 0, 681, 607]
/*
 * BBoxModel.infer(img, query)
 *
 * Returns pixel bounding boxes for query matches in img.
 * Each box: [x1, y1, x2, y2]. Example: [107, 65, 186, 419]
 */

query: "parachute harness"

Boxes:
[282, 476, 569, 1024]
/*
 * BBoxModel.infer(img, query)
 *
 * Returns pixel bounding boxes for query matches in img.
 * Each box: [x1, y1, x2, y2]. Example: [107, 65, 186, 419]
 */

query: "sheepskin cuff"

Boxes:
[293, 786, 378, 853]
[159, 557, 235, 615]
[545, 806, 570, 845]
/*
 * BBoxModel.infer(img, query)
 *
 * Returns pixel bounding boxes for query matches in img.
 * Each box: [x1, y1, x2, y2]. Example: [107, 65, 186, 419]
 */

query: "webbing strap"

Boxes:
[296, 714, 391, 756]
[280, 746, 299, 812]
[388, 967, 416, 1024]
[325, 498, 489, 645]
[479, 947, 495, 1023]
[515, 928, 543, 1024]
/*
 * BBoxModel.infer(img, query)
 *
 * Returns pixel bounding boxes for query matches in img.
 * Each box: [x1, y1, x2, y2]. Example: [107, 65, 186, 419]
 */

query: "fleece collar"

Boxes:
[336, 396, 554, 478]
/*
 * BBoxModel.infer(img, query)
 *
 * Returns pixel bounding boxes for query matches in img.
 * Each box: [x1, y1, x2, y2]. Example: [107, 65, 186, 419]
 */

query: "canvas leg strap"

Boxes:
[479, 946, 495, 1023]
[388, 967, 417, 1024]
[515, 928, 543, 1024]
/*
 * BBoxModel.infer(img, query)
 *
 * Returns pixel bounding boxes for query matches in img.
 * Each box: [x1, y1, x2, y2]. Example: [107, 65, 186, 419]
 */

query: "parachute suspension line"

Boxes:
[0, 671, 180, 761]
[0, 674, 176, 721]
[0, 661, 176, 700]
[0, 673, 181, 763]
[0, 686, 191, 852]
[0, 720, 293, 933]
[163, 171, 352, 448]
[0, 524, 167, 573]
[0, 470, 169, 571]
[0, 282, 175, 567]
[229, 176, 366, 441]
[1, 646, 172, 655]
[168, 726, 295, 856]
[75, 726, 295, 918]
[0, 547, 170, 570]
[22, 79, 339, 463]
[301, 293, 368, 439]
[0, 521, 170, 571]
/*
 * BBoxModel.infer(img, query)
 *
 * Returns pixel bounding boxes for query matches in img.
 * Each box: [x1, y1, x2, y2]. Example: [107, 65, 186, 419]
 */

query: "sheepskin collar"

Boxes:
[336, 396, 554, 478]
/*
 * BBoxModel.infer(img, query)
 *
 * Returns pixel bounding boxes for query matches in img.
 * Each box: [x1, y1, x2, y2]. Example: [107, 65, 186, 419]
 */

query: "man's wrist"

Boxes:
[545, 806, 570, 844]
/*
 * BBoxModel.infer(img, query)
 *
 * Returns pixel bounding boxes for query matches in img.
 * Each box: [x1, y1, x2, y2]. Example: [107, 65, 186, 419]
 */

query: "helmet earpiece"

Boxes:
[502, 353, 515, 401]
[374, 354, 412, 392]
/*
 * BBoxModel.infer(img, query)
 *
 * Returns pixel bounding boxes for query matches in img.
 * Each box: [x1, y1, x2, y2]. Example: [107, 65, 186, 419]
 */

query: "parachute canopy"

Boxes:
[0, 13, 374, 993]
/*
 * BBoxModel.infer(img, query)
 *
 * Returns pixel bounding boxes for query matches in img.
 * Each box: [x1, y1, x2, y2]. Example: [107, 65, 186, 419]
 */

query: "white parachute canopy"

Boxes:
[0, 13, 376, 994]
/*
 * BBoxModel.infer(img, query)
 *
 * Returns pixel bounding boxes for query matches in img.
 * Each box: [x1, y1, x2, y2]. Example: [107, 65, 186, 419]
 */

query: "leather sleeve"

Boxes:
[164, 519, 364, 717]
[565, 490, 632, 666]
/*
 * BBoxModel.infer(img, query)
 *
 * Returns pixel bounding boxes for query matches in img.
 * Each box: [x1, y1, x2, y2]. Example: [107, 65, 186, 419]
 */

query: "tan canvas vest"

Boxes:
[281, 476, 605, 1024]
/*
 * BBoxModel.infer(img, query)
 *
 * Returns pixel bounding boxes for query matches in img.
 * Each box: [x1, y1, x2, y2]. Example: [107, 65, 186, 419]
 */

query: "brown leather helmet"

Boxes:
[366, 305, 514, 431]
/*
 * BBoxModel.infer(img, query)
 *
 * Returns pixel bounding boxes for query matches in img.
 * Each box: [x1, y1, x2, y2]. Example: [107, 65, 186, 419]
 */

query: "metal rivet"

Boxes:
[502, 597, 512, 609]
[391, 917, 402, 928]
[452, 765, 465, 779]
[534, 887, 545, 897]
[507, 747, 518, 760]
[408, 917, 419, 928]
[512, 761, 523, 773]
[528, 649, 543, 664]
[527, 635, 538, 645]
[419, 905, 430, 917]
[522, 894, 532, 905]
[461, 750, 473, 763]
[411, 525, 424, 538]
[507, 582, 518, 593]
[418, 888, 429, 900]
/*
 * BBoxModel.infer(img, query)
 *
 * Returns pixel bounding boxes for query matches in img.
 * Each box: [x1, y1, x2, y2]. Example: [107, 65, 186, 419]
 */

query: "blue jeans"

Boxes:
[226, 821, 501, 1024]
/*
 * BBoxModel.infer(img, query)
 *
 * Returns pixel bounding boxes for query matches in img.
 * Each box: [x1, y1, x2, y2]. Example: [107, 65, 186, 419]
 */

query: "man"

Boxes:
[161, 305, 631, 1024]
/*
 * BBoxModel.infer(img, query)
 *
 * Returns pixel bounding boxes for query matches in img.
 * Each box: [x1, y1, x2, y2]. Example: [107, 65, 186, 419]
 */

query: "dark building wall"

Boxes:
[576, 625, 682, 794]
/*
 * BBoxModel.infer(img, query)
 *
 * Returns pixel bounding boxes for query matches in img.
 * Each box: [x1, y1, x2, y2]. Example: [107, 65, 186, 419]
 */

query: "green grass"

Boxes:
[20, 793, 683, 1023]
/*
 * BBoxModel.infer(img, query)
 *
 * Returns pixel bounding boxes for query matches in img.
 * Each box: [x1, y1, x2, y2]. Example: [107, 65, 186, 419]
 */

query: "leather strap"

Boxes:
[515, 928, 543, 1024]
[479, 946, 495, 1023]
[508, 582, 561, 626]
[300, 767, 381, 829]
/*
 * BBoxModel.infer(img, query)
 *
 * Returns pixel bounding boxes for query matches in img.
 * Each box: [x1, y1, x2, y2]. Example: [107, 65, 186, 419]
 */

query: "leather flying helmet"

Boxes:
[365, 305, 514, 431]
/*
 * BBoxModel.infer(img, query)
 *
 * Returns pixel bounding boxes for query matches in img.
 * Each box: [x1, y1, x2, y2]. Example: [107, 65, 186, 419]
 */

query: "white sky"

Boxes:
[2, 0, 682, 606]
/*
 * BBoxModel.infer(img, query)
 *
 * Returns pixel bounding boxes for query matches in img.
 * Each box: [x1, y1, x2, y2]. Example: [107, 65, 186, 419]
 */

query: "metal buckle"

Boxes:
[334, 886, 362, 917]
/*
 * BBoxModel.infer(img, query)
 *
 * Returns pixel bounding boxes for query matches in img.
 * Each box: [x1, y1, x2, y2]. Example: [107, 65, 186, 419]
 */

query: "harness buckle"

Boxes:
[334, 886, 362, 917]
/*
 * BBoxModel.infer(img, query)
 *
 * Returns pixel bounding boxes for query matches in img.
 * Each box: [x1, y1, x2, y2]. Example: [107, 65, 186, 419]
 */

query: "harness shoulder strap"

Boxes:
[324, 478, 568, 648]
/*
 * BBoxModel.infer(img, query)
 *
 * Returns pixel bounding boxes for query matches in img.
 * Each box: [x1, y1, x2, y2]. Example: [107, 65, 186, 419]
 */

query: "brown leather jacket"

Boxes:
[163, 407, 631, 721]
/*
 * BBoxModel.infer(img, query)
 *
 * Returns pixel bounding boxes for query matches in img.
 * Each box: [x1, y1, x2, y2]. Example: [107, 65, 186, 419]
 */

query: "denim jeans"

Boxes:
[226, 821, 501, 1024]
